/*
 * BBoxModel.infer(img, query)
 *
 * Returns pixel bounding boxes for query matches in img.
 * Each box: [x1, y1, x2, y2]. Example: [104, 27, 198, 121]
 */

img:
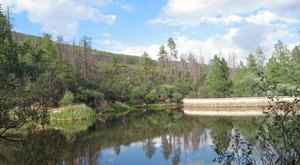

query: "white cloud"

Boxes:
[174, 27, 298, 63]
[267, 0, 300, 16]
[246, 10, 299, 25]
[162, 0, 258, 17]
[95, 39, 124, 50]
[149, 0, 300, 26]
[174, 33, 246, 63]
[94, 29, 244, 62]
[120, 2, 134, 12]
[0, 0, 116, 38]
[105, 25, 297, 64]
[119, 44, 161, 60]
[149, 14, 243, 27]
[87, 0, 110, 7]
[95, 38, 161, 60]
[101, 33, 110, 37]
[146, 0, 299, 63]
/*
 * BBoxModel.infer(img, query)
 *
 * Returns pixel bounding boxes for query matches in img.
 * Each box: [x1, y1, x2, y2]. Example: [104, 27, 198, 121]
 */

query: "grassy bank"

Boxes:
[49, 104, 96, 121]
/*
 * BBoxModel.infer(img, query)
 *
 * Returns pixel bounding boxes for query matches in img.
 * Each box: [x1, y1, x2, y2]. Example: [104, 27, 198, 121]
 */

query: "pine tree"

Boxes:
[290, 46, 300, 85]
[139, 52, 153, 71]
[265, 41, 291, 85]
[167, 37, 178, 60]
[265, 56, 281, 84]
[246, 53, 258, 74]
[158, 45, 167, 62]
[205, 55, 232, 97]
[232, 60, 260, 97]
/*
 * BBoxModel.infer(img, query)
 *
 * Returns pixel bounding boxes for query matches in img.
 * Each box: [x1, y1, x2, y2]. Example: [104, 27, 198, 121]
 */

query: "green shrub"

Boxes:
[171, 92, 182, 102]
[145, 89, 159, 103]
[159, 85, 182, 102]
[275, 84, 298, 96]
[129, 86, 141, 100]
[59, 90, 74, 106]
[49, 104, 96, 121]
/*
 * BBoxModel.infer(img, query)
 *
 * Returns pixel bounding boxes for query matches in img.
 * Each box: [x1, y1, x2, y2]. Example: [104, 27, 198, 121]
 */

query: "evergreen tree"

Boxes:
[290, 46, 300, 85]
[204, 55, 232, 97]
[246, 53, 258, 74]
[139, 52, 153, 71]
[232, 61, 259, 97]
[265, 56, 281, 84]
[158, 45, 167, 62]
[265, 41, 291, 85]
[167, 37, 178, 60]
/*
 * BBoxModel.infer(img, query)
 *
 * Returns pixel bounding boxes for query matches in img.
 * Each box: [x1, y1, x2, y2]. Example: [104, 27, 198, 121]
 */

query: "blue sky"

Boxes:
[1, 0, 300, 63]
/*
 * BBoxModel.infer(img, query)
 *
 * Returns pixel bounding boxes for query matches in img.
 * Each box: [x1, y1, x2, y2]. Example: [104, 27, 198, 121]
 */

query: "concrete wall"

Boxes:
[182, 97, 297, 116]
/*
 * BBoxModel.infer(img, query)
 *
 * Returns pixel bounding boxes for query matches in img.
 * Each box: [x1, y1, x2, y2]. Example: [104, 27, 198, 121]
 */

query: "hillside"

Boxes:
[12, 31, 142, 65]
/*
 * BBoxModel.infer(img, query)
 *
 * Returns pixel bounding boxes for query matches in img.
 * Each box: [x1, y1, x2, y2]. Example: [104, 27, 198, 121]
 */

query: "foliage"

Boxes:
[204, 55, 232, 97]
[212, 98, 300, 164]
[0, 9, 46, 137]
[265, 41, 291, 85]
[139, 52, 154, 71]
[13, 129, 67, 165]
[147, 104, 166, 111]
[232, 54, 261, 97]
[59, 90, 75, 106]
[257, 99, 300, 164]
[158, 45, 168, 62]
[213, 129, 254, 165]
[77, 88, 104, 107]
[49, 104, 96, 121]
[49, 119, 95, 135]
[145, 89, 159, 103]
[159, 85, 182, 102]
[167, 37, 178, 60]
[290, 46, 300, 85]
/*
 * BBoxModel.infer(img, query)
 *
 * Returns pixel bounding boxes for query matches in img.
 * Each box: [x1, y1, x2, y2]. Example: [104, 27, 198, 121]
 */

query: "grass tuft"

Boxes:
[49, 104, 96, 121]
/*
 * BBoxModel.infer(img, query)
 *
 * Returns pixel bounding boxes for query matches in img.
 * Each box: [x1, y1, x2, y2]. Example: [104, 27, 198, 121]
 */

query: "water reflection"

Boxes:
[0, 112, 262, 165]
[1, 129, 68, 165]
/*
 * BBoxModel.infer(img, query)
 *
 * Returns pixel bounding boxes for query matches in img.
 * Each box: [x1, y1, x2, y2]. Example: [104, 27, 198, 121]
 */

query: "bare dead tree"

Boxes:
[56, 35, 64, 64]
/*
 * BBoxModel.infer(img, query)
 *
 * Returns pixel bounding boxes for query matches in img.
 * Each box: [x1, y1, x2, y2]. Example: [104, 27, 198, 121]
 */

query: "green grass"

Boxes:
[49, 104, 96, 121]
[147, 104, 166, 111]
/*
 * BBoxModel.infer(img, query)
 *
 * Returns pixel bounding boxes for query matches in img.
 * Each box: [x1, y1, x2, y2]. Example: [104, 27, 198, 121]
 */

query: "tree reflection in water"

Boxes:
[142, 138, 156, 159]
[0, 111, 267, 165]
[212, 99, 300, 165]
[6, 129, 67, 165]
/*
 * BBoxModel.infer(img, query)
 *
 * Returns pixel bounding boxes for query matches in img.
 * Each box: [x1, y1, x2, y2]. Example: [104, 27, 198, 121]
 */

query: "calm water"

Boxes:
[0, 111, 262, 165]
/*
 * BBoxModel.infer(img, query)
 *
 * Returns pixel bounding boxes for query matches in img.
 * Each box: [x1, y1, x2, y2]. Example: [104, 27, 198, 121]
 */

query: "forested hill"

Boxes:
[12, 31, 141, 65]
[8, 31, 300, 107]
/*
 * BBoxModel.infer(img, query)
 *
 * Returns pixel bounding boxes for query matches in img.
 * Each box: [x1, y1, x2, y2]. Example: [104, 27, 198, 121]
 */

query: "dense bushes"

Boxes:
[59, 90, 74, 106]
